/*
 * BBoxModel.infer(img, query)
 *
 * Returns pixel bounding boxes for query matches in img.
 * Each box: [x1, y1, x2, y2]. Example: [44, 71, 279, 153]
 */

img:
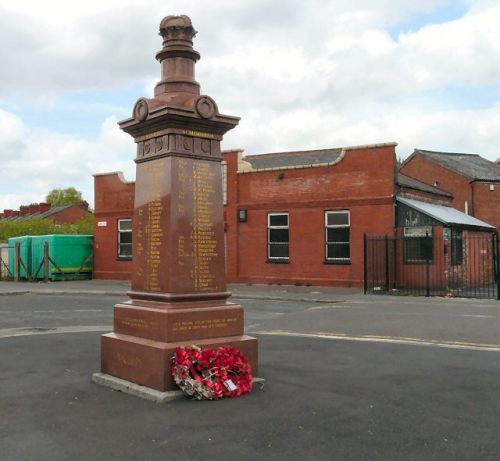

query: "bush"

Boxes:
[0, 215, 95, 243]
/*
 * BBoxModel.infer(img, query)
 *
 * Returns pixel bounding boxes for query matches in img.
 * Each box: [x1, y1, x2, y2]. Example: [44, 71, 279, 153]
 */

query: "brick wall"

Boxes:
[471, 182, 500, 228]
[400, 156, 471, 214]
[224, 144, 397, 287]
[93, 172, 135, 279]
[50, 204, 90, 224]
[400, 155, 500, 228]
[397, 189, 453, 206]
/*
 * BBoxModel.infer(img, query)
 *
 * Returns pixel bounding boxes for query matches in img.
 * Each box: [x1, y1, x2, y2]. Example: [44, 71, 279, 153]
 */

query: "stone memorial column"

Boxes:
[99, 15, 258, 392]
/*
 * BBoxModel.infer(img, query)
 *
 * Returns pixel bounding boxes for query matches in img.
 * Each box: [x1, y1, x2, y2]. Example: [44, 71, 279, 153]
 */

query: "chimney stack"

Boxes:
[39, 202, 51, 213]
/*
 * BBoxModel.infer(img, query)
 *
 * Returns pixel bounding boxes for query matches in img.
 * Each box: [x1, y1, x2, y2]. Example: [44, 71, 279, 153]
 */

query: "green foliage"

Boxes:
[0, 215, 95, 243]
[45, 187, 83, 206]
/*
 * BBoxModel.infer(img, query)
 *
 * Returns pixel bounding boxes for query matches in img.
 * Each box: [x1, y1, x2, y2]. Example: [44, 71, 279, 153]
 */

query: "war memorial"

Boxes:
[93, 15, 258, 397]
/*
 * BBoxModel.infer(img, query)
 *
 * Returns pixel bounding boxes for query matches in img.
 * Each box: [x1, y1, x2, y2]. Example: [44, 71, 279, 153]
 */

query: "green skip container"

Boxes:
[31, 235, 94, 281]
[8, 236, 33, 279]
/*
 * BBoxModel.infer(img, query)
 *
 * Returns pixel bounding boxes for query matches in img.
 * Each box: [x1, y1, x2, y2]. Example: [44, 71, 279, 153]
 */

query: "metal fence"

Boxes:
[364, 232, 500, 300]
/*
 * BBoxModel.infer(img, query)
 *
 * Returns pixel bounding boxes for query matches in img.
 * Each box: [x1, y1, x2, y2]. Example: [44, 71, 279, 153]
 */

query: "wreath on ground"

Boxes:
[171, 345, 253, 400]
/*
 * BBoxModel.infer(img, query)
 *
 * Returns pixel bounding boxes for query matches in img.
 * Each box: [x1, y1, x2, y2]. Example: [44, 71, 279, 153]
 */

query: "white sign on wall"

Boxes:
[97, 221, 108, 227]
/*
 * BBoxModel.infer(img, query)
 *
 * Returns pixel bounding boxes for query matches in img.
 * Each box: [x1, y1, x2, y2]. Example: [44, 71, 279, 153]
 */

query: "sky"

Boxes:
[0, 0, 499, 210]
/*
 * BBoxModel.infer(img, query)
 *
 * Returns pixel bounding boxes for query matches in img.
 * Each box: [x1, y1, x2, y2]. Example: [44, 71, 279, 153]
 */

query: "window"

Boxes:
[450, 228, 463, 266]
[325, 211, 350, 261]
[118, 219, 132, 258]
[404, 226, 433, 263]
[268, 213, 289, 260]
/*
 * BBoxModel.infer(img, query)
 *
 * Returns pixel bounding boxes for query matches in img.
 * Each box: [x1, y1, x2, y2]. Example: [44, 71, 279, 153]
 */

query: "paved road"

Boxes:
[0, 290, 498, 461]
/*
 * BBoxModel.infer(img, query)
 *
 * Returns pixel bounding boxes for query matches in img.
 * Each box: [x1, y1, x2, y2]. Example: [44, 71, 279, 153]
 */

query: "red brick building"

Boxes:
[93, 172, 135, 280]
[223, 143, 397, 287]
[0, 202, 91, 224]
[400, 149, 500, 228]
[93, 144, 497, 291]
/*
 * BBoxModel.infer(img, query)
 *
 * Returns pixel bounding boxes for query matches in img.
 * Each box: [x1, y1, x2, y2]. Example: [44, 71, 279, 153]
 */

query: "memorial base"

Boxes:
[101, 332, 258, 392]
[92, 372, 184, 403]
[92, 373, 266, 403]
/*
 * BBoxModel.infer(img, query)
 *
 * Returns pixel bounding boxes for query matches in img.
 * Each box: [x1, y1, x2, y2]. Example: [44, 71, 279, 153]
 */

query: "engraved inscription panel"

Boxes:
[132, 158, 170, 292]
[174, 157, 226, 293]
[172, 317, 238, 333]
[131, 156, 225, 295]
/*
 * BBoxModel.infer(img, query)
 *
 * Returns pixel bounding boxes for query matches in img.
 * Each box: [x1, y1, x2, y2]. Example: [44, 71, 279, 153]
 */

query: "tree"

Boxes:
[45, 187, 83, 206]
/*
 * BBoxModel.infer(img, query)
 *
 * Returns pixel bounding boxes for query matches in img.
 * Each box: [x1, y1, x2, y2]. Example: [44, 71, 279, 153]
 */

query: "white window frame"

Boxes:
[268, 212, 289, 260]
[325, 210, 350, 261]
[118, 218, 132, 258]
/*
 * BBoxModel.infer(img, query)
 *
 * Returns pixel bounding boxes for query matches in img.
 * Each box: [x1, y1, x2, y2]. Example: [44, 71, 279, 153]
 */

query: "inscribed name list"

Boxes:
[176, 157, 225, 293]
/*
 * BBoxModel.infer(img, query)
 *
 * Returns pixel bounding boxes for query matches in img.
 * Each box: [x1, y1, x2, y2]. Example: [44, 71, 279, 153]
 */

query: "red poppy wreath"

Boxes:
[171, 345, 253, 400]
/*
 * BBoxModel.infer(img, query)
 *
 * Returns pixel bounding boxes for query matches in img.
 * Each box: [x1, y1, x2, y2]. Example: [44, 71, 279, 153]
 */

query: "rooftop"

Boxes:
[0, 204, 87, 222]
[406, 149, 500, 181]
[245, 148, 343, 170]
[397, 173, 453, 198]
[397, 197, 495, 229]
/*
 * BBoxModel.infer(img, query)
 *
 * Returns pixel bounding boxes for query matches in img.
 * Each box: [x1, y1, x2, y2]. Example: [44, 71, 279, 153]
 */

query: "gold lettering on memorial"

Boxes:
[191, 162, 218, 291]
[175, 159, 221, 292]
[136, 162, 164, 292]
[180, 129, 217, 140]
[136, 129, 217, 143]
[116, 352, 142, 368]
[172, 317, 238, 332]
[120, 316, 158, 331]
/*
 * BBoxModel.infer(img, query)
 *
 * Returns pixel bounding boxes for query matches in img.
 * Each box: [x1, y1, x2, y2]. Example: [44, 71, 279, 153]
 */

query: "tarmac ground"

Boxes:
[0, 280, 498, 461]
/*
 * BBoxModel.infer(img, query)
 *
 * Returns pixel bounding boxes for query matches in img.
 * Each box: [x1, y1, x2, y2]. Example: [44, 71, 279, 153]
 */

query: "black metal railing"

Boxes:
[364, 232, 499, 300]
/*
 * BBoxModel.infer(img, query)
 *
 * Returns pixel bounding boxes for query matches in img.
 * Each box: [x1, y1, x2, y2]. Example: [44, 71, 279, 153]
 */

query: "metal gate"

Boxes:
[364, 232, 500, 299]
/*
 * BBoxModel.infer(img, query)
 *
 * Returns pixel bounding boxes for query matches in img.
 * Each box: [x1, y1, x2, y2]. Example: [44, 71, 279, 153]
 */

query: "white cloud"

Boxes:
[0, 0, 499, 210]
[0, 111, 135, 211]
[223, 102, 500, 160]
[0, 109, 25, 146]
[0, 0, 475, 98]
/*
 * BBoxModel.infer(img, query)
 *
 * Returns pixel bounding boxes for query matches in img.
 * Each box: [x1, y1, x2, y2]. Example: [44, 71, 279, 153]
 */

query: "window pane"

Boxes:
[119, 232, 132, 244]
[269, 243, 289, 258]
[404, 237, 433, 262]
[269, 228, 289, 243]
[327, 227, 349, 243]
[119, 219, 132, 231]
[405, 238, 420, 261]
[269, 214, 288, 227]
[327, 243, 350, 259]
[119, 244, 132, 257]
[327, 212, 349, 226]
[421, 237, 433, 260]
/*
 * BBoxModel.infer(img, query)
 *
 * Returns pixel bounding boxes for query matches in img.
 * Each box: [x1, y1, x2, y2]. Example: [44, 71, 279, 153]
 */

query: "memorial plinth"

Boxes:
[99, 15, 258, 392]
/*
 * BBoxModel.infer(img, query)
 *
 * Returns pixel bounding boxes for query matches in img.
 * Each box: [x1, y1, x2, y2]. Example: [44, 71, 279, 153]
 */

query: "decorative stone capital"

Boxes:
[159, 15, 197, 44]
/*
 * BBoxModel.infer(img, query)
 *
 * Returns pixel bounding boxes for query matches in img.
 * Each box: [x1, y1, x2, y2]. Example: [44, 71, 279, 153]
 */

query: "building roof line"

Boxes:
[246, 142, 398, 160]
[396, 196, 495, 229]
[93, 171, 134, 184]
[401, 148, 500, 181]
[396, 173, 453, 198]
[240, 142, 397, 173]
